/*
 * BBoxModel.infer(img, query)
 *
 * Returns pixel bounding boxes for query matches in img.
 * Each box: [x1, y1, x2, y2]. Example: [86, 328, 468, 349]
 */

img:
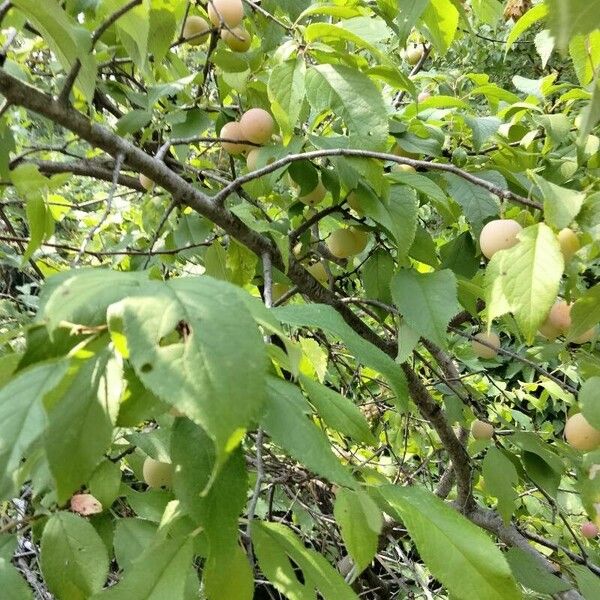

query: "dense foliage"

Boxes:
[1, 0, 600, 598]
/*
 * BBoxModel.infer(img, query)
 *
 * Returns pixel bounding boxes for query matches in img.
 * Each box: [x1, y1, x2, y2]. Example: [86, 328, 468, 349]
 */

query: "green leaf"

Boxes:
[506, 3, 548, 52]
[203, 542, 253, 600]
[571, 564, 600, 600]
[108, 277, 267, 467]
[440, 232, 479, 278]
[89, 459, 122, 509]
[376, 485, 522, 600]
[268, 58, 306, 145]
[12, 0, 97, 101]
[485, 223, 564, 342]
[421, 0, 459, 54]
[482, 447, 518, 524]
[0, 360, 68, 499]
[444, 173, 499, 234]
[389, 172, 447, 204]
[581, 377, 600, 430]
[505, 547, 572, 594]
[569, 286, 600, 340]
[334, 489, 382, 573]
[41, 512, 109, 600]
[362, 249, 395, 306]
[578, 75, 600, 142]
[546, 0, 600, 50]
[148, 9, 177, 64]
[262, 377, 355, 487]
[531, 174, 585, 229]
[305, 64, 388, 150]
[464, 116, 502, 151]
[274, 303, 409, 409]
[299, 375, 376, 445]
[116, 110, 153, 135]
[390, 269, 460, 348]
[253, 521, 359, 600]
[92, 536, 194, 600]
[44, 348, 122, 503]
[113, 518, 158, 571]
[396, 0, 429, 44]
[0, 558, 33, 599]
[40, 269, 148, 333]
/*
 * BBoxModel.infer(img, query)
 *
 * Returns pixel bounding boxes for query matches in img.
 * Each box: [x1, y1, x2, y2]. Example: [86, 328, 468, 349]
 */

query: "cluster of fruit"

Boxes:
[182, 0, 251, 52]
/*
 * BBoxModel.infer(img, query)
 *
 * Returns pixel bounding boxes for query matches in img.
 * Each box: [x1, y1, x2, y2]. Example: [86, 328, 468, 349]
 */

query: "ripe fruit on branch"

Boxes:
[405, 44, 424, 65]
[581, 521, 599, 539]
[471, 332, 500, 359]
[557, 228, 580, 262]
[471, 419, 494, 440]
[564, 413, 600, 452]
[70, 493, 103, 516]
[391, 163, 415, 173]
[220, 121, 250, 155]
[182, 16, 210, 45]
[239, 108, 274, 144]
[298, 180, 327, 206]
[246, 148, 274, 171]
[142, 457, 174, 489]
[221, 27, 251, 52]
[327, 228, 369, 259]
[139, 174, 154, 191]
[208, 0, 244, 28]
[306, 261, 329, 283]
[538, 300, 597, 344]
[479, 219, 522, 259]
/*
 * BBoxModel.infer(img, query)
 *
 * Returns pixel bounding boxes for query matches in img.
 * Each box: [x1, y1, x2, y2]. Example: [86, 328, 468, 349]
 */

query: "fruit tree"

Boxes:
[0, 1, 600, 598]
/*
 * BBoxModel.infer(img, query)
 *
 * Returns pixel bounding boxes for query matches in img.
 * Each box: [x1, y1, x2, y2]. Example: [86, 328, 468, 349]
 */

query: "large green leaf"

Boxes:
[0, 360, 68, 499]
[390, 269, 460, 349]
[12, 0, 97, 101]
[482, 447, 518, 524]
[305, 64, 388, 150]
[505, 547, 572, 595]
[108, 277, 267, 467]
[532, 174, 585, 229]
[273, 303, 409, 409]
[376, 485, 522, 600]
[485, 223, 564, 342]
[334, 489, 382, 573]
[253, 522, 359, 600]
[546, 0, 600, 50]
[113, 519, 158, 571]
[41, 512, 109, 600]
[506, 3, 548, 51]
[44, 348, 122, 503]
[581, 377, 600, 430]
[420, 0, 459, 54]
[568, 285, 600, 340]
[92, 536, 194, 600]
[268, 58, 306, 145]
[300, 375, 376, 445]
[261, 377, 356, 487]
[0, 558, 32, 600]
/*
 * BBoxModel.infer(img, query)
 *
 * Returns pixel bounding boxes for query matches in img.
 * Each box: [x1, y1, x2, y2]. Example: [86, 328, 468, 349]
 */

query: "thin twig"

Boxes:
[72, 152, 124, 266]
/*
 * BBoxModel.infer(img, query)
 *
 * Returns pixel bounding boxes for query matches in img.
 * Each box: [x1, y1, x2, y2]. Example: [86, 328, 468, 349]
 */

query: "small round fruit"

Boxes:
[182, 16, 210, 45]
[239, 108, 274, 145]
[349, 228, 368, 255]
[139, 174, 154, 191]
[306, 261, 329, 283]
[208, 0, 244, 28]
[142, 457, 174, 489]
[221, 26, 251, 52]
[299, 181, 327, 206]
[572, 327, 598, 345]
[220, 121, 249, 155]
[545, 301, 572, 336]
[471, 332, 501, 359]
[558, 228, 580, 262]
[391, 163, 415, 173]
[346, 191, 363, 215]
[582, 521, 599, 539]
[327, 229, 361, 259]
[70, 493, 103, 516]
[471, 419, 494, 441]
[479, 219, 522, 259]
[405, 44, 424, 65]
[564, 413, 600, 452]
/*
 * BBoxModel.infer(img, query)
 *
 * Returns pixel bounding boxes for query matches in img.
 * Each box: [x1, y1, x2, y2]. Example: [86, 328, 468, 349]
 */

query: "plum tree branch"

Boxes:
[213, 148, 542, 210]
